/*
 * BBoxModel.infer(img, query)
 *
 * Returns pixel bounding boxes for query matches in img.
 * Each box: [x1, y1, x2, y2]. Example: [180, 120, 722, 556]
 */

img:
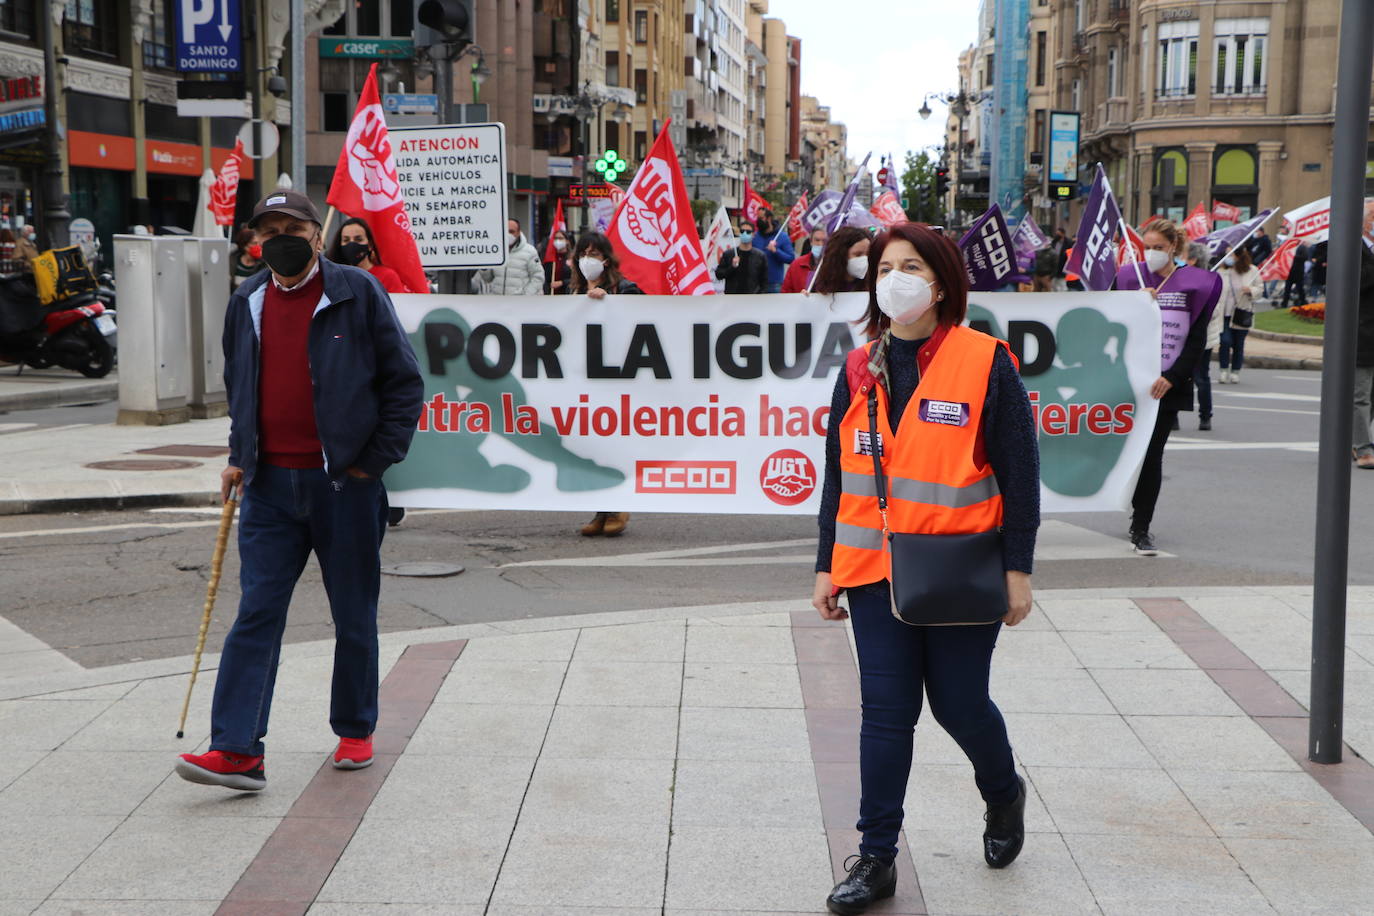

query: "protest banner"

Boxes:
[384, 290, 1161, 515]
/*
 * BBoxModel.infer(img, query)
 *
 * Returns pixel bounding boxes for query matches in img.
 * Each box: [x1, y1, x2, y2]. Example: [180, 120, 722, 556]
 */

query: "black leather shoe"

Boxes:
[1198, 418, 1212, 431]
[826, 854, 896, 915]
[983, 775, 1026, 868]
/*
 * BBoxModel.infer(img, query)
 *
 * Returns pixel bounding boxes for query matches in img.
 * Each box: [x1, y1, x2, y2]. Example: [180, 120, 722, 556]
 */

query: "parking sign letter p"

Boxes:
[180, 0, 215, 44]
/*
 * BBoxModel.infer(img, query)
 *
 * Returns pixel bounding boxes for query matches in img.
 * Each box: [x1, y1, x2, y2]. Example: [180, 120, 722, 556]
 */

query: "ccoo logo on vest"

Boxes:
[760, 449, 816, 506]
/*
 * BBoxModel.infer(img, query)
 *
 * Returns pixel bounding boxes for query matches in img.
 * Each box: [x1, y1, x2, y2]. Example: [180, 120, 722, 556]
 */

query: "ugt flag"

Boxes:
[543, 197, 567, 264]
[959, 204, 1023, 290]
[1066, 164, 1123, 292]
[608, 121, 715, 296]
[1201, 207, 1277, 259]
[1182, 202, 1212, 240]
[783, 192, 809, 241]
[741, 178, 770, 224]
[1011, 214, 1050, 273]
[870, 191, 906, 228]
[327, 62, 428, 294]
[1212, 200, 1241, 224]
[210, 139, 246, 226]
[1259, 236, 1302, 283]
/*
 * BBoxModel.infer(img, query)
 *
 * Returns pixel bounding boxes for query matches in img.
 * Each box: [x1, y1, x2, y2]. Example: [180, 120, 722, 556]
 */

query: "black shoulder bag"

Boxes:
[867, 387, 1008, 627]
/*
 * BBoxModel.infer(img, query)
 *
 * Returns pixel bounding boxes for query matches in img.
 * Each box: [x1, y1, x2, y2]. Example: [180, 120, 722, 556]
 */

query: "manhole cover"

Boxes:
[84, 459, 202, 471]
[137, 445, 232, 458]
[381, 562, 466, 578]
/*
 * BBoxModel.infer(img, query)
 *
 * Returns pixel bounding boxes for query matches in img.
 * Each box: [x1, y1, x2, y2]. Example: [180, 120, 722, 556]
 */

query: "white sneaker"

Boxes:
[1231, 371, 1240, 384]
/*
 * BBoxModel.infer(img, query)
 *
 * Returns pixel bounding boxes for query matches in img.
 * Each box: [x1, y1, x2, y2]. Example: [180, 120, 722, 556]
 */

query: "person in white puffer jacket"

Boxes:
[478, 219, 546, 295]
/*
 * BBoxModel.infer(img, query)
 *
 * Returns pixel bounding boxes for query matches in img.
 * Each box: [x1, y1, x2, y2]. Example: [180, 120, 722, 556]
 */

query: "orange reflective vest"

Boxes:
[830, 325, 1007, 588]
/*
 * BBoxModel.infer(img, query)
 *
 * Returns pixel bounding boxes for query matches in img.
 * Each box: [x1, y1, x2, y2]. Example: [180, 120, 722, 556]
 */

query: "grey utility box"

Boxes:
[184, 237, 232, 418]
[113, 235, 191, 425]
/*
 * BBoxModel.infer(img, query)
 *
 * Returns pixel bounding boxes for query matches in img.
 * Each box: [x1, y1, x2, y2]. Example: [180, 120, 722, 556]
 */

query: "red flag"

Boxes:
[1259, 236, 1301, 283]
[326, 63, 428, 294]
[870, 190, 906, 228]
[742, 177, 770, 224]
[209, 139, 246, 226]
[606, 121, 715, 296]
[543, 198, 567, 263]
[1116, 222, 1146, 268]
[784, 192, 809, 241]
[1182, 202, 1211, 240]
[1211, 199, 1241, 224]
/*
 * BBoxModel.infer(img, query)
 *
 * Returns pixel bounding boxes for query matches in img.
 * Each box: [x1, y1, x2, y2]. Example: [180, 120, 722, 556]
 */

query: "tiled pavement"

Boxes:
[3, 586, 1374, 915]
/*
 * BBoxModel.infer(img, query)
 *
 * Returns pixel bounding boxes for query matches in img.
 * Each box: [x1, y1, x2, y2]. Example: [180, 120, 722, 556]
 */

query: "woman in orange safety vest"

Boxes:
[812, 222, 1041, 915]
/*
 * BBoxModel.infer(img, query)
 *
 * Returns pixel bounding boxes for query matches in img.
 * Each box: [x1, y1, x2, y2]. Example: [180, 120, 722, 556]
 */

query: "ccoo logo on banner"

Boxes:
[384, 292, 1162, 515]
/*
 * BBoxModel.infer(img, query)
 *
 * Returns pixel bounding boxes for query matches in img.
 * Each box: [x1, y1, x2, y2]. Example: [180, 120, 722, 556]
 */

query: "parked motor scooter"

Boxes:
[0, 267, 115, 379]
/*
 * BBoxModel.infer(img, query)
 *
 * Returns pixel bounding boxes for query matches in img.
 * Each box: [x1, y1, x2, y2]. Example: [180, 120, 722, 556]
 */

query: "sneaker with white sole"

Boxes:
[1130, 530, 1159, 556]
[332, 735, 374, 769]
[175, 750, 266, 791]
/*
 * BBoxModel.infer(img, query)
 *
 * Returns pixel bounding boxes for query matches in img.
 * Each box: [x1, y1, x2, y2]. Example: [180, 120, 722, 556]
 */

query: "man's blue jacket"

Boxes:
[223, 257, 425, 486]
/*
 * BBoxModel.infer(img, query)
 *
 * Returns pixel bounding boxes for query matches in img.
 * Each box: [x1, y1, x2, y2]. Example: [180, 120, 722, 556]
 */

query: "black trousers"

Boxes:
[1280, 275, 1306, 308]
[1131, 406, 1178, 533]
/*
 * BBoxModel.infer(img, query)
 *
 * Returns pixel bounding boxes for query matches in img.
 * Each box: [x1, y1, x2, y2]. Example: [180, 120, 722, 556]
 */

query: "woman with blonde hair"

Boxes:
[1114, 218, 1221, 555]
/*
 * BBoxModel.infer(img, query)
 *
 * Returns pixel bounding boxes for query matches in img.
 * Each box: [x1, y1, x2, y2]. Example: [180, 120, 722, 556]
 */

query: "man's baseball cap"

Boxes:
[247, 189, 322, 228]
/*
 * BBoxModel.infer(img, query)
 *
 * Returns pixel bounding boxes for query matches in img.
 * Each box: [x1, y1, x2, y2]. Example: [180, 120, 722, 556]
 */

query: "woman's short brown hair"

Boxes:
[1140, 218, 1185, 257]
[862, 222, 970, 338]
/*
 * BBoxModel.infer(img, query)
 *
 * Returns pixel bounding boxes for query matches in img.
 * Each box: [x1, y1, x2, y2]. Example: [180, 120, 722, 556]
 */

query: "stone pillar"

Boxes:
[1186, 141, 1216, 212]
[1257, 140, 1285, 214]
[1135, 143, 1154, 221]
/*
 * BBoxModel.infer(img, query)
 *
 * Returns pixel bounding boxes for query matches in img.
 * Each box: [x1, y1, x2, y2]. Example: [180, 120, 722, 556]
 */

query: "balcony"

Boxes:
[1093, 97, 1130, 133]
[1072, 32, 1089, 59]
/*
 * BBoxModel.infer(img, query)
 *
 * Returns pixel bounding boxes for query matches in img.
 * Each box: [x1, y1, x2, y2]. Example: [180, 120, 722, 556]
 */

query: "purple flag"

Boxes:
[1065, 164, 1123, 291]
[800, 189, 880, 233]
[1011, 214, 1050, 273]
[958, 204, 1025, 290]
[1200, 207, 1278, 260]
[827, 152, 872, 233]
[883, 154, 902, 196]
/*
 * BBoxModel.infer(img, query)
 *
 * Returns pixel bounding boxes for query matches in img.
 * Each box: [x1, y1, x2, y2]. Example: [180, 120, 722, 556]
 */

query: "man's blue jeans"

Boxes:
[210, 464, 388, 757]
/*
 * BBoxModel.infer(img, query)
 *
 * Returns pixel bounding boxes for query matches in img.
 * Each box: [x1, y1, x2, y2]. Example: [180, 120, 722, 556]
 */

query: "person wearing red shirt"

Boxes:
[329, 216, 426, 294]
[782, 226, 828, 293]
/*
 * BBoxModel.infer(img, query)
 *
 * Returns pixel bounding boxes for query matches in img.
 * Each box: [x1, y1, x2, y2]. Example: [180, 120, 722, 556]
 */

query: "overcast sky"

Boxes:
[769, 0, 979, 172]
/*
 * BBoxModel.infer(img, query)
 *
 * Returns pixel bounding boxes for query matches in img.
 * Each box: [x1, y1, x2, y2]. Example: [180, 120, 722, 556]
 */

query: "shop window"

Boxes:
[64, 0, 119, 58]
[142, 0, 173, 70]
[0, 0, 35, 37]
[1212, 146, 1258, 219]
[1157, 20, 1199, 98]
[1214, 18, 1268, 96]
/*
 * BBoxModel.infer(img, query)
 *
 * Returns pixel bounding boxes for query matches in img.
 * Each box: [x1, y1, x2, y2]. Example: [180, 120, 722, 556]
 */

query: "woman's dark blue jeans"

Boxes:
[210, 464, 389, 757]
[848, 583, 1019, 863]
[1219, 317, 1249, 372]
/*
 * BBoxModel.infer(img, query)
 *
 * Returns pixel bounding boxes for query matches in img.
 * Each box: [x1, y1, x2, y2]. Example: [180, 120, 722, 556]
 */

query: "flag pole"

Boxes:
[1206, 208, 1277, 272]
[322, 205, 337, 239]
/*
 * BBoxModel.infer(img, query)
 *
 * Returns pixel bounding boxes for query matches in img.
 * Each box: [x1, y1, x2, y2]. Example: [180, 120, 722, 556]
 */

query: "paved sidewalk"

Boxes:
[0, 367, 118, 413]
[2, 585, 1373, 915]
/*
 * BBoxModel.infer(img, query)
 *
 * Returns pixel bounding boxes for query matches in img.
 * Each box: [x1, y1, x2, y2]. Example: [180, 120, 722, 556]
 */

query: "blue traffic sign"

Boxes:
[175, 0, 242, 72]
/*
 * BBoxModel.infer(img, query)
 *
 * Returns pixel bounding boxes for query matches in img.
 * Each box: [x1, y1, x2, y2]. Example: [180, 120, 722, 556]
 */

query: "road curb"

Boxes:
[1250, 328, 1323, 346]
[1235, 355, 1323, 370]
[0, 380, 118, 412]
[0, 490, 218, 516]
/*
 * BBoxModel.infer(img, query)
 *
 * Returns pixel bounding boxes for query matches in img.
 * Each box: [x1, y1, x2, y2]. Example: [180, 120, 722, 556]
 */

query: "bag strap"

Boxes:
[866, 387, 890, 534]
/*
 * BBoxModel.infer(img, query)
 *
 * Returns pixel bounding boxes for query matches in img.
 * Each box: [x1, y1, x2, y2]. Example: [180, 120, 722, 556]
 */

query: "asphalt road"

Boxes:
[0, 365, 1368, 669]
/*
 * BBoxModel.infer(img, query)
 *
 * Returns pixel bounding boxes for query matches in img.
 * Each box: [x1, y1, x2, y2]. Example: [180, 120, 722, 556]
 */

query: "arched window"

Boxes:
[1152, 148, 1188, 222]
[1212, 146, 1258, 225]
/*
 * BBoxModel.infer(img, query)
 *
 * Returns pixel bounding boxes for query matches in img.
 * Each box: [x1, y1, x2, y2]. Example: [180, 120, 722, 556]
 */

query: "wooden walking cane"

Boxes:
[176, 485, 240, 739]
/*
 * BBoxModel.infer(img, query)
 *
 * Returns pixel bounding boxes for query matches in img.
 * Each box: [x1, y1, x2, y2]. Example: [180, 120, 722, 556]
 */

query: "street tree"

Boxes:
[901, 150, 943, 224]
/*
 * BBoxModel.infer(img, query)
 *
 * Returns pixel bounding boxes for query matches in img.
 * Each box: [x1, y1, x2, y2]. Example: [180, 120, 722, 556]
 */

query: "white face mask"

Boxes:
[875, 270, 936, 325]
[1144, 249, 1172, 273]
[579, 256, 605, 282]
[846, 256, 868, 280]
[554, 238, 567, 252]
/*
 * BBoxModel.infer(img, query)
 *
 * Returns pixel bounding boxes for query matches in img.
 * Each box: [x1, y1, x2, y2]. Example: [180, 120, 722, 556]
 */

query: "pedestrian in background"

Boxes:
[544, 227, 574, 294]
[715, 221, 768, 294]
[478, 218, 545, 295]
[1186, 242, 1220, 431]
[813, 222, 1037, 914]
[1248, 226, 1274, 298]
[1310, 240, 1329, 301]
[1350, 202, 1374, 469]
[782, 226, 826, 293]
[231, 228, 263, 290]
[328, 217, 416, 294]
[12, 224, 37, 270]
[1280, 241, 1309, 309]
[755, 210, 795, 293]
[569, 231, 639, 537]
[809, 225, 870, 295]
[1216, 245, 1262, 384]
[1114, 217, 1221, 557]
[174, 190, 424, 791]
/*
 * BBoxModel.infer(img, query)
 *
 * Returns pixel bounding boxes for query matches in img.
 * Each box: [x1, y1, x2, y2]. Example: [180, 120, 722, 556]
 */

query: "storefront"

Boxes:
[0, 74, 46, 244]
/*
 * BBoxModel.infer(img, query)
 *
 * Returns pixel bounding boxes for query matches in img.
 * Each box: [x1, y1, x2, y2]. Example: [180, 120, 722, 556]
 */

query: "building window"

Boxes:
[634, 68, 647, 103]
[634, 9, 647, 43]
[326, 0, 413, 38]
[64, 0, 118, 57]
[320, 58, 414, 131]
[1140, 23, 1150, 91]
[390, 0, 413, 37]
[0, 0, 34, 37]
[142, 0, 172, 70]
[606, 0, 619, 22]
[1214, 18, 1268, 96]
[1035, 31, 1046, 87]
[606, 51, 620, 86]
[1071, 79, 1081, 113]
[1032, 109, 1045, 154]
[1157, 21, 1199, 98]
[635, 130, 647, 161]
[1107, 46, 1120, 97]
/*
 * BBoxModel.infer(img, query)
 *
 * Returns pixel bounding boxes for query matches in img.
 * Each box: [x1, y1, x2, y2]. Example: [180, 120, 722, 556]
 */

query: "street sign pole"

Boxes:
[290, 0, 305, 193]
[1309, 0, 1374, 765]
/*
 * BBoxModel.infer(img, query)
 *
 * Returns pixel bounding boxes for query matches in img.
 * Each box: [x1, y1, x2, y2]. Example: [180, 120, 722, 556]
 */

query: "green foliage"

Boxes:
[901, 150, 943, 224]
[690, 198, 715, 229]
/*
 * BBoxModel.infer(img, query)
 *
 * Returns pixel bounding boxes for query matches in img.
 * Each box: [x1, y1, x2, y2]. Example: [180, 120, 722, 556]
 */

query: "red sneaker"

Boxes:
[175, 750, 266, 791]
[333, 735, 374, 770]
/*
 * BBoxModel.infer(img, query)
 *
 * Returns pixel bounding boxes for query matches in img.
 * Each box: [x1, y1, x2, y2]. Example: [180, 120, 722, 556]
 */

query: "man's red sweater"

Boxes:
[258, 270, 325, 468]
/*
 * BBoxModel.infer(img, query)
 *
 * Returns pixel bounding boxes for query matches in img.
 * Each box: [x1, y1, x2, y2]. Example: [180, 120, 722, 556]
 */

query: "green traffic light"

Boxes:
[604, 149, 617, 161]
[594, 160, 608, 173]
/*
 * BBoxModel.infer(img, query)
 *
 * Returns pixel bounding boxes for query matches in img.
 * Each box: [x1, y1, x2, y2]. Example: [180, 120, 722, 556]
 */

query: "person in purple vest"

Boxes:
[1114, 218, 1221, 556]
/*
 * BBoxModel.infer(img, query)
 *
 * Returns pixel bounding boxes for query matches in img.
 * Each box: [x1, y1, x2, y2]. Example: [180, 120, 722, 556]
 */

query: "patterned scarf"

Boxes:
[866, 329, 892, 396]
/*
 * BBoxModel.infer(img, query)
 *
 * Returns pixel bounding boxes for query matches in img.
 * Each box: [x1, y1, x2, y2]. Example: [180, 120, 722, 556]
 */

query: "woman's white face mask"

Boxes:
[579, 256, 605, 282]
[1144, 249, 1172, 273]
[846, 256, 868, 280]
[875, 270, 935, 325]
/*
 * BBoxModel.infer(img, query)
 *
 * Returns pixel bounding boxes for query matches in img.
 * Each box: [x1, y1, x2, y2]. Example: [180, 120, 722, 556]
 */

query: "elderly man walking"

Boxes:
[175, 190, 424, 790]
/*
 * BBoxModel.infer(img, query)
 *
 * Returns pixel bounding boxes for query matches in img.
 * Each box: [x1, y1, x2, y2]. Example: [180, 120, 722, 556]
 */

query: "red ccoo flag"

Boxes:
[326, 62, 428, 294]
[1258, 236, 1302, 283]
[1182, 202, 1211, 240]
[742, 177, 770, 224]
[543, 197, 567, 263]
[209, 139, 246, 226]
[1212, 199, 1241, 224]
[607, 121, 715, 296]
